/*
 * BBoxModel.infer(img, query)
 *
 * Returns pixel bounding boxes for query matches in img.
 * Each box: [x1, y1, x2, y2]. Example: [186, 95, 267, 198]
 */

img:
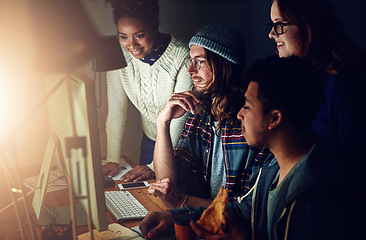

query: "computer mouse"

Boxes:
[103, 176, 115, 188]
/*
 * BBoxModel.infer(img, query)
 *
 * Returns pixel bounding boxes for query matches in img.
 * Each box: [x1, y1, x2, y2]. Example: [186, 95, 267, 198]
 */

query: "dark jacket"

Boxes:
[311, 72, 364, 166]
[228, 140, 362, 240]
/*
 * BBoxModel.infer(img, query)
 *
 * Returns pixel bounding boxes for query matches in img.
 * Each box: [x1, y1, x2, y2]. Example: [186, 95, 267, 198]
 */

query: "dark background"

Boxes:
[157, 0, 366, 69]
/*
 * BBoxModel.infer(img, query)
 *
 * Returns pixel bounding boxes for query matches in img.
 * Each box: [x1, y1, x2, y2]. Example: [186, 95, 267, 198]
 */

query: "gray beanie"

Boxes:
[189, 23, 246, 66]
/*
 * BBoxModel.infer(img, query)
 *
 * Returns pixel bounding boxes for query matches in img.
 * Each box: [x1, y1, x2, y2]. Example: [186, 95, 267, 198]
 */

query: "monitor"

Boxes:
[28, 0, 124, 233]
[37, 71, 108, 232]
[28, 0, 109, 232]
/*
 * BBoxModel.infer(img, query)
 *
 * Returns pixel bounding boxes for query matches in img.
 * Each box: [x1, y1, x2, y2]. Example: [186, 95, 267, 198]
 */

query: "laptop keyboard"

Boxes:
[105, 191, 149, 220]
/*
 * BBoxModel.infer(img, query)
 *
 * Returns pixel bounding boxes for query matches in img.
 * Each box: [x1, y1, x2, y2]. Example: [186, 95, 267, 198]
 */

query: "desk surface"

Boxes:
[0, 163, 167, 239]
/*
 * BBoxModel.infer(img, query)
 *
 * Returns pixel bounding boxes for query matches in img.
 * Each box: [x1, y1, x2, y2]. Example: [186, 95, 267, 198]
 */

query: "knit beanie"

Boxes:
[189, 23, 246, 66]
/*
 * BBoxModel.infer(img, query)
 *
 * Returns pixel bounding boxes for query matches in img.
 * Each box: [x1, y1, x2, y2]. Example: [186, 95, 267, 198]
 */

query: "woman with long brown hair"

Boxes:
[268, 0, 365, 164]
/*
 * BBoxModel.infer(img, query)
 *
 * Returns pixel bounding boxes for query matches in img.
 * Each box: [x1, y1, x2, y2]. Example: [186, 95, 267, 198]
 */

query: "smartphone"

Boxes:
[118, 181, 149, 190]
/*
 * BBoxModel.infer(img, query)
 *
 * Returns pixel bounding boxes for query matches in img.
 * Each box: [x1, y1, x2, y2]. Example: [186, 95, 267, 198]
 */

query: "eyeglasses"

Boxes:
[184, 57, 207, 70]
[267, 22, 292, 35]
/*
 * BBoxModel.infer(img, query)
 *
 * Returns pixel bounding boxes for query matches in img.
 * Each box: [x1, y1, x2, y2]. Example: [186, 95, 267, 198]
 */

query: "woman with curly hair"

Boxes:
[102, 0, 192, 182]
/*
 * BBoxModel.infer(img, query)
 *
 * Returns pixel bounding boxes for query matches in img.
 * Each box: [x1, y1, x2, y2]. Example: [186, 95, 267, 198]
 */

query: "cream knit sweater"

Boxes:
[106, 36, 192, 165]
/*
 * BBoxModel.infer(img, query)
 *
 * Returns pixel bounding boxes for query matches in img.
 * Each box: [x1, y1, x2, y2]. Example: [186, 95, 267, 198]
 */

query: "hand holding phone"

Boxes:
[118, 181, 149, 190]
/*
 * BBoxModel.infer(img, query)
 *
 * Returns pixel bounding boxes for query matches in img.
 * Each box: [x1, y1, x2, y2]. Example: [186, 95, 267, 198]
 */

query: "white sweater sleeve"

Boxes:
[169, 51, 192, 148]
[105, 69, 128, 164]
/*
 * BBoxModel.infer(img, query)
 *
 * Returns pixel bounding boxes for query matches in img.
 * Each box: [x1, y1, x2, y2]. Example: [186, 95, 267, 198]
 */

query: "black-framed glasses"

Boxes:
[184, 57, 207, 70]
[267, 22, 292, 35]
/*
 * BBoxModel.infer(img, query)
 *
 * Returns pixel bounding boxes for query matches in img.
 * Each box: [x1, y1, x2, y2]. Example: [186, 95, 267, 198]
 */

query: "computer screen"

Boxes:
[40, 71, 108, 232]
[29, 0, 108, 231]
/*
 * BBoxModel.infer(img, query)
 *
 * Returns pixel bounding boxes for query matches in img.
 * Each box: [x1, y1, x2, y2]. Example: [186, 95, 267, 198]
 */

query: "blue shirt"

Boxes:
[140, 33, 171, 66]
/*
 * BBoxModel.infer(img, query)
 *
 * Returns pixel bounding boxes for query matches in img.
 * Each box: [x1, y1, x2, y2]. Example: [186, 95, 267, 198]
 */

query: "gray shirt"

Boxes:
[210, 122, 226, 198]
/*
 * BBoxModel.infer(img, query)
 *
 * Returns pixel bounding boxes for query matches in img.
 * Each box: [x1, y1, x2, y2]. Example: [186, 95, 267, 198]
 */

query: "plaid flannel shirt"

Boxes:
[174, 112, 269, 201]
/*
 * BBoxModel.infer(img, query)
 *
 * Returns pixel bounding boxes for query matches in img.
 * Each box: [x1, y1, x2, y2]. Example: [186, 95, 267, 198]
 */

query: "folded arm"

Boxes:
[153, 91, 199, 182]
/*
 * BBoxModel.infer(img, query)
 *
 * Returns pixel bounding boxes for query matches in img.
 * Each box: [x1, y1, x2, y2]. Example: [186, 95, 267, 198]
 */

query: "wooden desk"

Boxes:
[0, 168, 167, 239]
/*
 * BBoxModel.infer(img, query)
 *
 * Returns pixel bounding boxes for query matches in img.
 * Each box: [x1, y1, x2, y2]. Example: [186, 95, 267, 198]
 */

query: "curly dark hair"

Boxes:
[105, 0, 159, 31]
[244, 55, 325, 130]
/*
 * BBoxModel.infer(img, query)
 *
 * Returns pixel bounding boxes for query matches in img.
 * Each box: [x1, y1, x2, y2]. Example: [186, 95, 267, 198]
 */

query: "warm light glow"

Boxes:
[0, 1, 36, 138]
[0, 1, 50, 167]
[0, 68, 20, 138]
[11, 188, 23, 194]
